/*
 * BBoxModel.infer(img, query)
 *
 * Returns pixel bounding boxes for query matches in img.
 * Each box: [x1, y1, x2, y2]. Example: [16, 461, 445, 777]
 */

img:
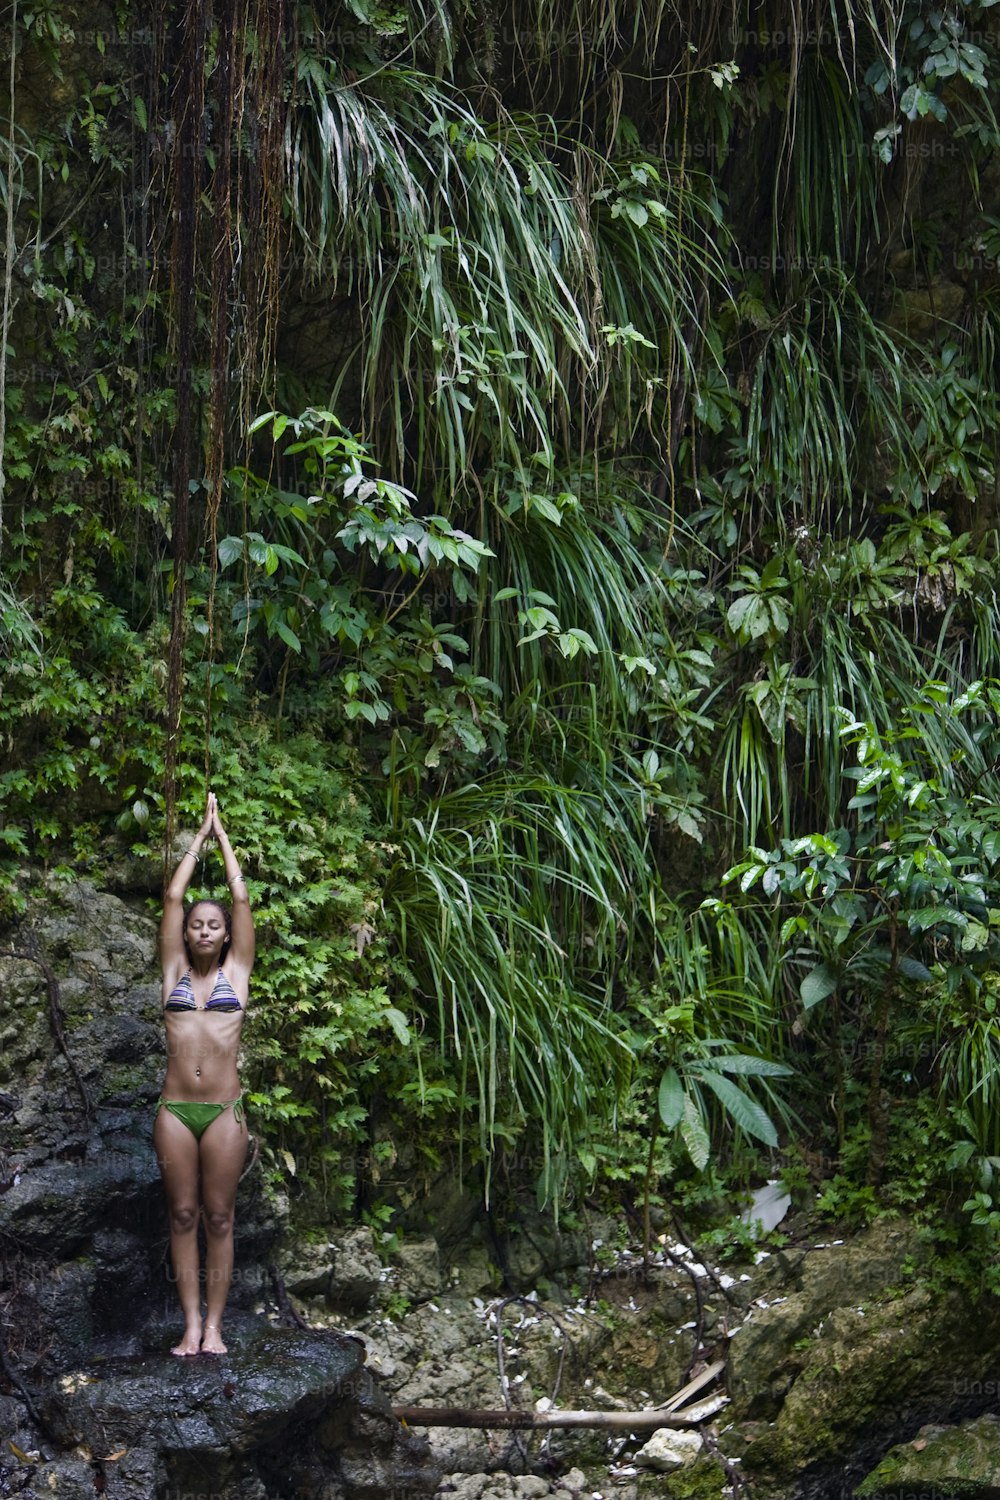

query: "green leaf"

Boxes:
[274, 620, 302, 652]
[800, 962, 838, 1009]
[681, 1094, 711, 1170]
[726, 594, 757, 635]
[527, 494, 564, 526]
[658, 1065, 685, 1129]
[217, 535, 244, 569]
[558, 627, 598, 658]
[711, 1054, 793, 1078]
[908, 906, 967, 931]
[384, 1007, 411, 1046]
[249, 410, 279, 434]
[897, 955, 933, 982]
[698, 1070, 780, 1146]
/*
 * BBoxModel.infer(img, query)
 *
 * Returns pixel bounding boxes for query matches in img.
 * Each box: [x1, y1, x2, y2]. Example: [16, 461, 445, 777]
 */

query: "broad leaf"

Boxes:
[384, 1007, 412, 1046]
[698, 1070, 780, 1146]
[800, 962, 839, 1009]
[658, 1065, 685, 1129]
[709, 1053, 794, 1077]
[681, 1095, 711, 1170]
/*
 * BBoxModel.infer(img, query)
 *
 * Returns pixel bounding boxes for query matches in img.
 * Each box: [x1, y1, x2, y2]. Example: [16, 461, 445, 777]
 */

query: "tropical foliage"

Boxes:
[4, 0, 1000, 1239]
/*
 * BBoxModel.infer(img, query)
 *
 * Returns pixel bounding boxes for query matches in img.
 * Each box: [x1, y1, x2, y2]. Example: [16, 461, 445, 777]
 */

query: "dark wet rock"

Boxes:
[2, 1132, 161, 1251]
[46, 1321, 358, 1454]
[16, 1318, 438, 1498]
[79, 1010, 162, 1065]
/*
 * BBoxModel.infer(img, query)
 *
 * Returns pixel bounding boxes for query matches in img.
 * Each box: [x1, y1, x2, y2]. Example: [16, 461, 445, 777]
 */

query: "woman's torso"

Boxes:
[160, 963, 246, 1101]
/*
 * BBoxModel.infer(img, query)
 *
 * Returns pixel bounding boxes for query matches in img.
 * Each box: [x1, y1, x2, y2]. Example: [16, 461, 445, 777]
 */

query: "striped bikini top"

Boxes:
[165, 968, 243, 1013]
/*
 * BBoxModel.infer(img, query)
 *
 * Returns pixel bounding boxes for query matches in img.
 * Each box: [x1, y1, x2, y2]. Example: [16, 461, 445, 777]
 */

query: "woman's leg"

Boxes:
[153, 1106, 203, 1355]
[198, 1103, 247, 1354]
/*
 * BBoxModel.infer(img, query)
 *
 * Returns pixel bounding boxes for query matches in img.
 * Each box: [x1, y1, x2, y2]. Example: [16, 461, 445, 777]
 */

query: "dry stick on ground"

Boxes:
[393, 1390, 728, 1431]
[668, 1208, 749, 1381]
[1, 938, 94, 1119]
[657, 1357, 726, 1412]
[670, 1210, 743, 1308]
[394, 1360, 727, 1431]
[659, 1239, 707, 1382]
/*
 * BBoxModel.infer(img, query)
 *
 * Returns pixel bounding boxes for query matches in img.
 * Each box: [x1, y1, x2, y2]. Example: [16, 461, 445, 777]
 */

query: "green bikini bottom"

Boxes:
[156, 1095, 245, 1141]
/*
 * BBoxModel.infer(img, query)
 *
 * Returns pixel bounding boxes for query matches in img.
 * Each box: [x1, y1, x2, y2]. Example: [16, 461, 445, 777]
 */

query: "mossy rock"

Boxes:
[729, 1219, 926, 1416]
[740, 1283, 1000, 1485]
[665, 1456, 730, 1499]
[855, 1415, 1000, 1498]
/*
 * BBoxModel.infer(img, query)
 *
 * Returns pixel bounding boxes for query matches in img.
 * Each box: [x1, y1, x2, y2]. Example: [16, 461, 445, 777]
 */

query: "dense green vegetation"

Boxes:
[4, 0, 1000, 1253]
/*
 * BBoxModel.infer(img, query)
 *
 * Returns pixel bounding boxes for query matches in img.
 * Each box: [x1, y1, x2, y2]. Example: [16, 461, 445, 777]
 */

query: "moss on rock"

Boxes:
[664, 1456, 729, 1499]
[739, 1281, 1000, 1491]
[856, 1414, 1000, 1498]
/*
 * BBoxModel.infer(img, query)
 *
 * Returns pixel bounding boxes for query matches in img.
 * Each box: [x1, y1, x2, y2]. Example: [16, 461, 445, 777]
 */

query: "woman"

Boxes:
[155, 791, 255, 1355]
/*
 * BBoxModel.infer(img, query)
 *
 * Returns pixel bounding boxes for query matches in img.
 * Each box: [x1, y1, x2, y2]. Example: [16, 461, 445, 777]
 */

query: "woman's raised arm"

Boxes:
[160, 792, 216, 983]
[211, 796, 255, 978]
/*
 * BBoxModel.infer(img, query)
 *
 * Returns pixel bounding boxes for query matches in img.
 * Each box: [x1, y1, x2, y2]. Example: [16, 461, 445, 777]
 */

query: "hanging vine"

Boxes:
[202, 0, 243, 789]
[160, 0, 286, 870]
[162, 0, 207, 881]
[0, 0, 20, 558]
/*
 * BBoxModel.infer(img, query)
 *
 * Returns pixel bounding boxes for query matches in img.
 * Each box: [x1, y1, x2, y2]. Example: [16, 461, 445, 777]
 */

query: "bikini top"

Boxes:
[164, 968, 243, 1013]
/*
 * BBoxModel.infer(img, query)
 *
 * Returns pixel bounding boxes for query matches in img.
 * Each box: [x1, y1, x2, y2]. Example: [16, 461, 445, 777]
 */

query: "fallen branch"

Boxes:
[394, 1389, 729, 1431]
[655, 1357, 725, 1412]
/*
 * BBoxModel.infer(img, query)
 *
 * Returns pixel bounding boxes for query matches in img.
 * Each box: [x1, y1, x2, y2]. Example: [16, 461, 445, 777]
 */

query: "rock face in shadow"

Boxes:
[0, 878, 440, 1499]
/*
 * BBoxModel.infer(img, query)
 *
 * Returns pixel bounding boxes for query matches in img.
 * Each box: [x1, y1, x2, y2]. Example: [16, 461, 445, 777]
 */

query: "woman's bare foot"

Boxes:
[171, 1325, 203, 1356]
[201, 1322, 227, 1355]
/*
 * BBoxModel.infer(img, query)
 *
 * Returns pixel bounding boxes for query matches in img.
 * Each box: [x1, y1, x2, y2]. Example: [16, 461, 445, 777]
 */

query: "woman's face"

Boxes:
[185, 902, 228, 963]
